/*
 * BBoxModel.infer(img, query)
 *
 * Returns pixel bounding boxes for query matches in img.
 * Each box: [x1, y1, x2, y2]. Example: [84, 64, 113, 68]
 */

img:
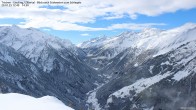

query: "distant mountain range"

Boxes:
[0, 23, 196, 110]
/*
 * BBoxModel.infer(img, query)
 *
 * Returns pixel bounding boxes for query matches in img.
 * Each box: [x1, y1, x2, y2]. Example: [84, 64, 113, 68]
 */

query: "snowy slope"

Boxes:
[0, 93, 74, 110]
[0, 25, 78, 63]
[107, 72, 171, 103]
[83, 23, 196, 110]
[95, 39, 196, 110]
[79, 23, 196, 69]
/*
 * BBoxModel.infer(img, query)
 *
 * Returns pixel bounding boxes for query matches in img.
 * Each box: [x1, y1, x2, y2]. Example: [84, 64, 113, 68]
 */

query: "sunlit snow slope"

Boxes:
[0, 93, 74, 110]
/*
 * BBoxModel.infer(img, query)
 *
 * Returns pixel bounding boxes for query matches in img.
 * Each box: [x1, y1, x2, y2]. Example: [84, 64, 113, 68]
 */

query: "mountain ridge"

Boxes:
[0, 23, 196, 110]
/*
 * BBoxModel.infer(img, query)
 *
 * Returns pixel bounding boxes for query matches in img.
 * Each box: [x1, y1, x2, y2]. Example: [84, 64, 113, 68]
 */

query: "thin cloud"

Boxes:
[107, 23, 166, 30]
[81, 33, 90, 36]
[43, 28, 51, 31]
[0, 24, 12, 26]
[19, 22, 166, 31]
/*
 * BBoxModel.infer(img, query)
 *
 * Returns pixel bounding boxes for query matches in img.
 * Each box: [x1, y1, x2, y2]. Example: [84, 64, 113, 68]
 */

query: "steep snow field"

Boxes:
[0, 93, 74, 110]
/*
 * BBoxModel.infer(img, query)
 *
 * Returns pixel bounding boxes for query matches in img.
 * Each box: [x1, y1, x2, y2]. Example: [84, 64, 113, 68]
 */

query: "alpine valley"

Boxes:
[0, 23, 196, 110]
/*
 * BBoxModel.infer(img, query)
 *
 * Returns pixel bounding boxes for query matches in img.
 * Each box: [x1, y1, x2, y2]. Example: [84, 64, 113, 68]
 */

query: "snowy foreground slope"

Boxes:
[0, 93, 74, 110]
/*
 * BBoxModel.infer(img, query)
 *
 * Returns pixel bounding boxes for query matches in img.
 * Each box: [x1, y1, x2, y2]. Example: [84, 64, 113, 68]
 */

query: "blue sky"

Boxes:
[0, 0, 196, 44]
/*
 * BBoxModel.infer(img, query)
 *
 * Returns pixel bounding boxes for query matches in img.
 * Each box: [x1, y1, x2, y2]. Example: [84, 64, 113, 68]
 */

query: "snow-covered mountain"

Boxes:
[0, 26, 103, 110]
[79, 23, 196, 72]
[0, 23, 196, 110]
[94, 39, 196, 110]
[0, 25, 86, 71]
[84, 23, 196, 110]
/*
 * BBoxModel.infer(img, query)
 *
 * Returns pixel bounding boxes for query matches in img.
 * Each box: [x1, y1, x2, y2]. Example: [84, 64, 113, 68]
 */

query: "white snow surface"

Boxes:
[172, 71, 190, 81]
[171, 41, 196, 81]
[107, 72, 171, 104]
[86, 83, 105, 110]
[172, 56, 196, 81]
[0, 93, 74, 110]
